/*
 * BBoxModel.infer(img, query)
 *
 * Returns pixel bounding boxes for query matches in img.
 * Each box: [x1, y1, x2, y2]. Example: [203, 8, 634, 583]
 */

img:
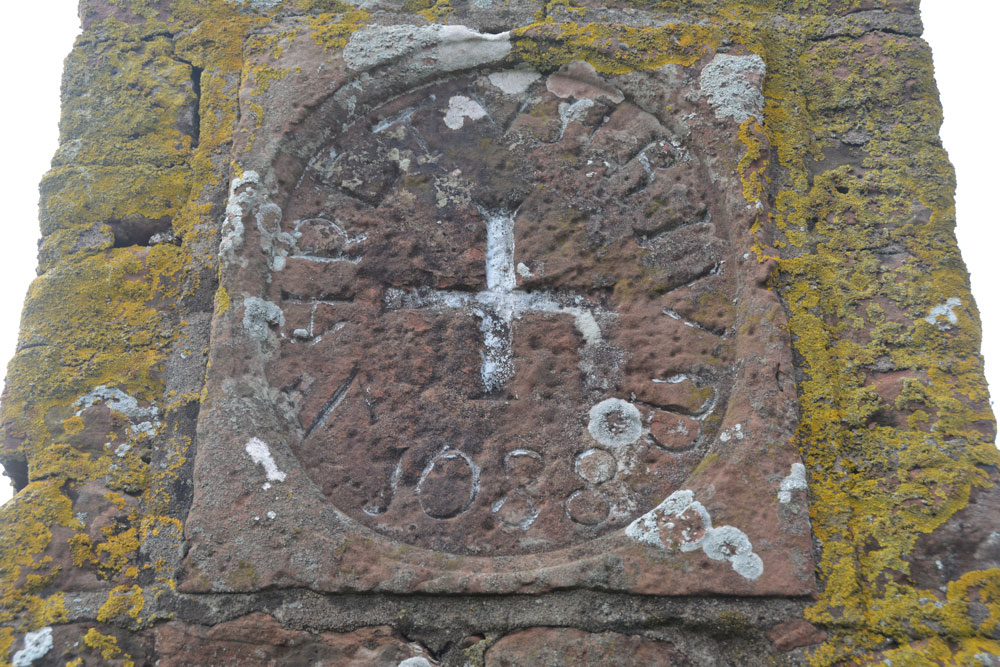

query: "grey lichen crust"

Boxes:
[343, 24, 512, 72]
[699, 53, 766, 123]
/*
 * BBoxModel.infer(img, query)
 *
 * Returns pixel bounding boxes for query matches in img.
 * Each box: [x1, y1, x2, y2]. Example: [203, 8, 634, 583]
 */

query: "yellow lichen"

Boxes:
[215, 286, 230, 317]
[96, 585, 145, 625]
[81, 627, 135, 665]
[0, 5, 994, 665]
[307, 9, 371, 51]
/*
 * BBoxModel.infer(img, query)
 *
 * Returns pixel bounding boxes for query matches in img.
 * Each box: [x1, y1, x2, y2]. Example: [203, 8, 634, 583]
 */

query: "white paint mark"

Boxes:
[588, 398, 643, 449]
[626, 489, 764, 580]
[488, 70, 541, 95]
[516, 262, 533, 278]
[699, 53, 766, 123]
[384, 208, 610, 393]
[652, 374, 687, 384]
[925, 297, 962, 328]
[504, 449, 542, 467]
[778, 462, 807, 504]
[662, 308, 716, 334]
[443, 95, 487, 130]
[415, 447, 480, 518]
[491, 489, 539, 530]
[484, 207, 516, 291]
[12, 627, 53, 667]
[372, 107, 417, 134]
[244, 437, 287, 483]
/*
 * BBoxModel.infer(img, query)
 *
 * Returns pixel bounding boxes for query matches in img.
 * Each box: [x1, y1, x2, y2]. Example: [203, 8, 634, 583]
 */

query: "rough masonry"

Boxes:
[0, 0, 997, 665]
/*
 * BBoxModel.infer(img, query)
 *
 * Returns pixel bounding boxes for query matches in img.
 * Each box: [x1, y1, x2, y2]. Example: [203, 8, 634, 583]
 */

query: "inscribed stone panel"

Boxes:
[183, 22, 814, 597]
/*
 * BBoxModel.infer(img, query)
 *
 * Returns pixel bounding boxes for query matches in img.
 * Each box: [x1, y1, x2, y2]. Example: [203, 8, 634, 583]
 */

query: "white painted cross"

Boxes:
[384, 207, 608, 392]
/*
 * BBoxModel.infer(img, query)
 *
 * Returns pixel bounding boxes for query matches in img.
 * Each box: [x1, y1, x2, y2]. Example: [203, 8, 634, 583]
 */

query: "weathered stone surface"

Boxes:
[184, 22, 812, 598]
[485, 627, 690, 665]
[154, 614, 428, 666]
[767, 619, 828, 653]
[1, 1, 998, 666]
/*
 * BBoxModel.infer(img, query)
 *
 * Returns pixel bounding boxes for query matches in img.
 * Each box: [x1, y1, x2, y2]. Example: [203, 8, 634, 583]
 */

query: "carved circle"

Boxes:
[503, 449, 543, 487]
[565, 489, 611, 526]
[574, 448, 616, 485]
[275, 64, 731, 556]
[492, 490, 539, 530]
[416, 449, 480, 519]
[588, 398, 643, 448]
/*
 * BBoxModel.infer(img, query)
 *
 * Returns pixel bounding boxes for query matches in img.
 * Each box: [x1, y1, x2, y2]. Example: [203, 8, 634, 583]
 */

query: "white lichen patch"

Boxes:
[925, 297, 962, 328]
[12, 627, 53, 667]
[588, 398, 643, 449]
[244, 437, 287, 483]
[557, 98, 595, 140]
[242, 297, 284, 340]
[488, 70, 541, 95]
[74, 385, 159, 422]
[778, 462, 808, 504]
[443, 95, 487, 130]
[256, 201, 296, 271]
[699, 53, 766, 123]
[626, 489, 764, 580]
[220, 170, 261, 260]
[575, 448, 617, 484]
[718, 423, 744, 443]
[398, 658, 433, 667]
[343, 24, 510, 72]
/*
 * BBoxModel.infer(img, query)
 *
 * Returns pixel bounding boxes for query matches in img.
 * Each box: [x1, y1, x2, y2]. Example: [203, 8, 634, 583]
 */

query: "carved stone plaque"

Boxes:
[184, 22, 815, 596]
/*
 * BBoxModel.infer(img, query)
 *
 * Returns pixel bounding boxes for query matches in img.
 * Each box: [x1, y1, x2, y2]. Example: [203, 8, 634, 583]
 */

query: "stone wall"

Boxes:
[0, 1, 997, 665]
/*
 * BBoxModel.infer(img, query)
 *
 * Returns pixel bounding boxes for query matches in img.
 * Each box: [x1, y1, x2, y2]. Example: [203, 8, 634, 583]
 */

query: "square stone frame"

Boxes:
[181, 18, 816, 597]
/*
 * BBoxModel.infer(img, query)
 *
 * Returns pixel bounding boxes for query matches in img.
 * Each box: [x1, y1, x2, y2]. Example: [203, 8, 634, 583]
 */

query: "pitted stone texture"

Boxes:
[244, 69, 724, 556]
[154, 614, 428, 666]
[486, 628, 690, 666]
[186, 23, 813, 596]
